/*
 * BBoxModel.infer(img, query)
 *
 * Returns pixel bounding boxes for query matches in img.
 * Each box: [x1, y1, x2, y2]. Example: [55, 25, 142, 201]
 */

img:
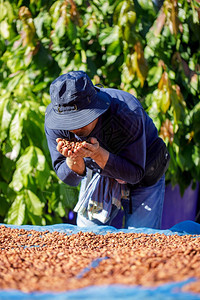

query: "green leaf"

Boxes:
[137, 0, 154, 10]
[152, 89, 170, 113]
[191, 1, 199, 24]
[32, 82, 48, 92]
[23, 109, 44, 147]
[9, 109, 24, 143]
[1, 1, 15, 23]
[16, 147, 35, 175]
[0, 196, 9, 217]
[9, 168, 24, 192]
[60, 184, 79, 210]
[74, 52, 81, 65]
[176, 151, 186, 172]
[33, 44, 53, 69]
[0, 182, 10, 217]
[4, 141, 21, 161]
[0, 3, 7, 22]
[35, 147, 50, 190]
[178, 8, 186, 22]
[5, 72, 23, 89]
[0, 156, 15, 182]
[182, 23, 189, 44]
[27, 211, 43, 225]
[44, 213, 53, 225]
[106, 55, 118, 66]
[34, 11, 51, 39]
[121, 63, 135, 84]
[86, 18, 97, 36]
[181, 143, 195, 170]
[67, 20, 77, 41]
[107, 40, 121, 56]
[146, 31, 161, 51]
[5, 194, 25, 225]
[54, 201, 66, 217]
[25, 189, 44, 216]
[127, 11, 136, 24]
[117, 1, 130, 26]
[144, 45, 154, 59]
[0, 96, 12, 143]
[171, 91, 185, 123]
[49, 1, 62, 26]
[0, 20, 11, 39]
[192, 145, 200, 167]
[9, 146, 36, 191]
[147, 66, 162, 86]
[192, 105, 200, 144]
[55, 22, 66, 38]
[34, 147, 46, 171]
[99, 26, 119, 45]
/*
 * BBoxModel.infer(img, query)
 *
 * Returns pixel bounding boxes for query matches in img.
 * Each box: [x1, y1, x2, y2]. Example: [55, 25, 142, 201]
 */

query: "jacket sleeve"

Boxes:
[44, 125, 85, 186]
[100, 107, 146, 185]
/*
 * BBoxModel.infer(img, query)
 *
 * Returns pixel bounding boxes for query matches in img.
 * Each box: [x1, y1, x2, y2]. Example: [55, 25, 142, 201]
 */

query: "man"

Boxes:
[45, 70, 170, 229]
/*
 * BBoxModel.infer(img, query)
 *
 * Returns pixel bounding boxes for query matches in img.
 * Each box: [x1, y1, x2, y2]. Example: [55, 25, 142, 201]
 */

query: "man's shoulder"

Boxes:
[101, 88, 142, 111]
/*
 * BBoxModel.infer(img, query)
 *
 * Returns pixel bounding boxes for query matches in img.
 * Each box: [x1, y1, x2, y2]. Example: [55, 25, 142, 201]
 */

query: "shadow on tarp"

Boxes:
[0, 220, 200, 300]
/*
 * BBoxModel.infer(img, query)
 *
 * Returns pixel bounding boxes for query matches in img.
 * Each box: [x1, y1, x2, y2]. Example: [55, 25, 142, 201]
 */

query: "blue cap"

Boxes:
[45, 71, 111, 130]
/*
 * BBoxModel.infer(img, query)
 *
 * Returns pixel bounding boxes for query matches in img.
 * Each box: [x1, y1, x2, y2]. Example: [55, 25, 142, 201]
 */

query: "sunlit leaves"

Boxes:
[122, 42, 148, 87]
[114, 0, 137, 44]
[34, 11, 51, 39]
[9, 109, 24, 144]
[152, 71, 186, 122]
[137, 0, 154, 11]
[49, 0, 82, 48]
[134, 42, 148, 87]
[191, 0, 200, 24]
[99, 26, 120, 45]
[5, 194, 26, 225]
[0, 96, 12, 143]
[0, 21, 12, 39]
[182, 23, 189, 44]
[152, 89, 170, 114]
[190, 102, 200, 145]
[10, 146, 50, 192]
[171, 85, 186, 123]
[4, 189, 44, 225]
[147, 66, 162, 86]
[25, 189, 44, 216]
[0, 1, 16, 39]
[18, 6, 36, 48]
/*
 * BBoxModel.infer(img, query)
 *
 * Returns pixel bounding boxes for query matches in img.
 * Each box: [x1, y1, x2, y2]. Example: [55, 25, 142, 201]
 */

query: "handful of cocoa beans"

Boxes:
[58, 138, 86, 153]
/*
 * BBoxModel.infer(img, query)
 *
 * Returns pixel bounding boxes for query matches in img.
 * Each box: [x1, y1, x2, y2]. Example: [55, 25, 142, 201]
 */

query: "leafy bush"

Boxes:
[0, 0, 199, 225]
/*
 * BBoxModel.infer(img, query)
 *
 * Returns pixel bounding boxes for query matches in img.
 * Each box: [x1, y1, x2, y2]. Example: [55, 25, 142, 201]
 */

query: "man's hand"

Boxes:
[56, 137, 109, 171]
[73, 137, 109, 169]
[56, 138, 85, 176]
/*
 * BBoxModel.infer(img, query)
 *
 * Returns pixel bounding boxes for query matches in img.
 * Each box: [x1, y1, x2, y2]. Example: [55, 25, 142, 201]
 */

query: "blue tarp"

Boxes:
[0, 220, 200, 300]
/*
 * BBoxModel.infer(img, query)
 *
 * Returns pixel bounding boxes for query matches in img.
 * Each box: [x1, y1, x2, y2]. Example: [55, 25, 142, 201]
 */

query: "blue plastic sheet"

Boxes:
[0, 220, 200, 300]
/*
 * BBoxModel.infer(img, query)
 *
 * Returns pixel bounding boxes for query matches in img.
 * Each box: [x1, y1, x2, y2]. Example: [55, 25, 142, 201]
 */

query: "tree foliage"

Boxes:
[0, 0, 199, 224]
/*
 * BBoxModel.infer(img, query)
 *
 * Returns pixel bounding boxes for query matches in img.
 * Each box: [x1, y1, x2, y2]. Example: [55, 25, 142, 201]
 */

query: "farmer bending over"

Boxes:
[45, 71, 170, 229]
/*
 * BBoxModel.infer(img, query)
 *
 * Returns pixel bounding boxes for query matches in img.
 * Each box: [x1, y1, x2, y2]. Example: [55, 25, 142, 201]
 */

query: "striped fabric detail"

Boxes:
[74, 174, 129, 223]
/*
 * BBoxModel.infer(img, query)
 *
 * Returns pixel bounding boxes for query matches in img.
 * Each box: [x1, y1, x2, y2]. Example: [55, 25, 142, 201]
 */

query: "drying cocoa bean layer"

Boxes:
[0, 225, 200, 294]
